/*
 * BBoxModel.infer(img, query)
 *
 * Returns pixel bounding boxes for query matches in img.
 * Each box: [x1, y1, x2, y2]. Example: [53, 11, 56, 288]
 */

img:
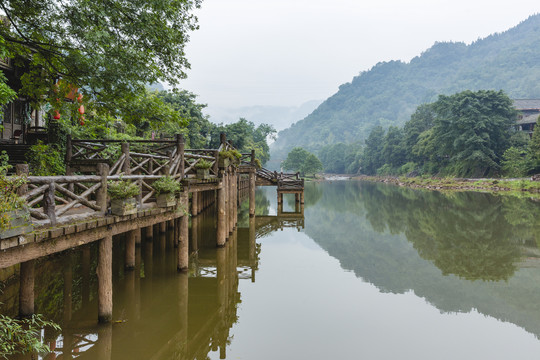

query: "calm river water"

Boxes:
[4, 180, 540, 359]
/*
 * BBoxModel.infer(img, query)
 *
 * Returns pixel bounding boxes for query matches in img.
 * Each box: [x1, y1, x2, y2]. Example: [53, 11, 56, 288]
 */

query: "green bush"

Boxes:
[107, 180, 139, 199]
[0, 314, 60, 358]
[152, 176, 182, 195]
[27, 141, 65, 176]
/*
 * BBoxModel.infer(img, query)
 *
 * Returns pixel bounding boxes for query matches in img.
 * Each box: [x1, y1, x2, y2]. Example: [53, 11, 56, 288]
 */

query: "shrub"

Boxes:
[0, 314, 60, 358]
[0, 151, 28, 230]
[107, 180, 139, 199]
[27, 141, 65, 176]
[152, 176, 182, 195]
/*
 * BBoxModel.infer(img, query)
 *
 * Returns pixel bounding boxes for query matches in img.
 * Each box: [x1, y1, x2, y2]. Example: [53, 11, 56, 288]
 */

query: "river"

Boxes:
[3, 180, 540, 359]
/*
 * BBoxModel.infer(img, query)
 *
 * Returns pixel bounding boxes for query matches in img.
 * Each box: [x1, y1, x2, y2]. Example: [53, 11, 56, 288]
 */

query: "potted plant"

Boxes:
[107, 179, 139, 216]
[195, 159, 213, 179]
[218, 150, 231, 168]
[229, 149, 242, 166]
[152, 176, 182, 207]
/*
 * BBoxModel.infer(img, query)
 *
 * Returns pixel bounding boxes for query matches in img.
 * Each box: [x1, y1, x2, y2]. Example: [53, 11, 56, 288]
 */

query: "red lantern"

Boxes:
[78, 104, 85, 115]
[53, 110, 61, 120]
[77, 93, 83, 103]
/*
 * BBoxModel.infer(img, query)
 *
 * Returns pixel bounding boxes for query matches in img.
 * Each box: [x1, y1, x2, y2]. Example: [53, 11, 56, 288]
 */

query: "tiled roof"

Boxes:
[513, 99, 540, 110]
[516, 113, 539, 125]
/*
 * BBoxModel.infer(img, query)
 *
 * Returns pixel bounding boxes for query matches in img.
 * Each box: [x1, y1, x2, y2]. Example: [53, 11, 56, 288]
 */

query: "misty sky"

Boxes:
[179, 0, 540, 109]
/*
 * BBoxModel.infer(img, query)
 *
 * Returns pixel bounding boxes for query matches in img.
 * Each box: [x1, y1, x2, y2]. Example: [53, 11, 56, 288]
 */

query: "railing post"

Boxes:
[176, 134, 185, 178]
[250, 149, 255, 166]
[220, 133, 227, 147]
[213, 150, 219, 174]
[121, 142, 131, 175]
[43, 182, 57, 225]
[97, 163, 109, 212]
[15, 164, 28, 196]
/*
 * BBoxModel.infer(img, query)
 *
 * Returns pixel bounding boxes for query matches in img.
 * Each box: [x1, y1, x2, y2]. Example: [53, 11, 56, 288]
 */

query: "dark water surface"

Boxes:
[4, 180, 540, 359]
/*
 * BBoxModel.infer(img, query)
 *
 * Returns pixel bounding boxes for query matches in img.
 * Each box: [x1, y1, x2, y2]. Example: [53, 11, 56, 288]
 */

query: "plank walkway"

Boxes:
[0, 133, 304, 323]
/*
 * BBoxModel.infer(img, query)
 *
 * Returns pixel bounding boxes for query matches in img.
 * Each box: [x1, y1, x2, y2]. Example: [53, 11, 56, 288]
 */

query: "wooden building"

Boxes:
[513, 99, 540, 135]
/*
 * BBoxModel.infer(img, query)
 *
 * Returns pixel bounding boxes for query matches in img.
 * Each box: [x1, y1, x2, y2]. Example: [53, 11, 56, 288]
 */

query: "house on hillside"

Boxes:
[513, 99, 540, 136]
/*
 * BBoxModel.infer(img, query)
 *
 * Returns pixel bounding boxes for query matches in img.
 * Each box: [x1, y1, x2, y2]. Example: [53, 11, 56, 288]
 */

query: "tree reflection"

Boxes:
[361, 184, 526, 281]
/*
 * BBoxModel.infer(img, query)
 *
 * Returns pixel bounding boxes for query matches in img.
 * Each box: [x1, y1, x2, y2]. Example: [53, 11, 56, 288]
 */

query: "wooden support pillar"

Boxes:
[177, 192, 189, 272]
[145, 225, 153, 240]
[223, 171, 230, 236]
[19, 260, 35, 317]
[295, 193, 300, 203]
[174, 217, 179, 248]
[228, 171, 234, 233]
[191, 214, 199, 253]
[159, 221, 167, 233]
[300, 191, 305, 204]
[98, 234, 113, 323]
[192, 192, 199, 216]
[135, 227, 141, 245]
[249, 172, 256, 216]
[125, 230, 136, 270]
[217, 174, 227, 247]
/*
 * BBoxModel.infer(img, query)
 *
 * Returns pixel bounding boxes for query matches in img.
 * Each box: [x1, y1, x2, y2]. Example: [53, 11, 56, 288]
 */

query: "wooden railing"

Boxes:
[6, 133, 303, 227]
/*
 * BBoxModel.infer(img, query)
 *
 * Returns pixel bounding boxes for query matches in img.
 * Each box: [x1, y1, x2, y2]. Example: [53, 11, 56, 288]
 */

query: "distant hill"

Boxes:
[205, 100, 322, 131]
[270, 14, 540, 167]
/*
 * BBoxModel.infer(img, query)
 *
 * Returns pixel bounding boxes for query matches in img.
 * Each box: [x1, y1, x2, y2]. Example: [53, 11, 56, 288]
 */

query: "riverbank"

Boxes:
[351, 175, 540, 195]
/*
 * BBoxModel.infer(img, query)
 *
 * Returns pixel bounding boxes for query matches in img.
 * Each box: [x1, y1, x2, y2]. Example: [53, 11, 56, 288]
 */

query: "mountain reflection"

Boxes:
[302, 180, 540, 338]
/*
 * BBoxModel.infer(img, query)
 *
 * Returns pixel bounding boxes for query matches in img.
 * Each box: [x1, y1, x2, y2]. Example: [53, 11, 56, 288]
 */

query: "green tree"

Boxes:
[501, 147, 529, 177]
[282, 147, 310, 172]
[301, 153, 323, 176]
[528, 117, 540, 173]
[0, 0, 200, 109]
[432, 90, 517, 177]
[360, 126, 385, 175]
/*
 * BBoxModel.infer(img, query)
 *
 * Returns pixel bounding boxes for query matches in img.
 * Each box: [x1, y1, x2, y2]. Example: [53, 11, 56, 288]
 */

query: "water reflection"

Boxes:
[303, 180, 540, 338]
[1, 187, 307, 360]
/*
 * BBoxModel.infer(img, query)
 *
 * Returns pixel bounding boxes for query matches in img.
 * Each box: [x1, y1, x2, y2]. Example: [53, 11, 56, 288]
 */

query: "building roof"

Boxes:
[516, 113, 539, 125]
[513, 99, 540, 111]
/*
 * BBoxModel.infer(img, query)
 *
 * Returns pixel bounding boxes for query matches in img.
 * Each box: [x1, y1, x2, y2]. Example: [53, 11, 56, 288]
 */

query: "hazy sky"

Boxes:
[179, 0, 540, 109]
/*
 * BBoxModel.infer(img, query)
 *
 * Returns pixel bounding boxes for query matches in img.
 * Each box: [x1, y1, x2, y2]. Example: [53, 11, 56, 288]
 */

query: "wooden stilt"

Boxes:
[98, 234, 113, 323]
[217, 174, 227, 247]
[177, 193, 189, 271]
[125, 230, 136, 270]
[192, 192, 199, 216]
[19, 260, 35, 317]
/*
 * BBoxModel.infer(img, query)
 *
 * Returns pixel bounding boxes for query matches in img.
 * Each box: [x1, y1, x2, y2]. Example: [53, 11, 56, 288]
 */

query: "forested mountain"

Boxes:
[270, 14, 540, 168]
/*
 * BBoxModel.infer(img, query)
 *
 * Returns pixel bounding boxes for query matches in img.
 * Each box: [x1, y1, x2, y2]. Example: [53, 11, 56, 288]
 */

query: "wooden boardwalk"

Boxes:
[0, 133, 304, 323]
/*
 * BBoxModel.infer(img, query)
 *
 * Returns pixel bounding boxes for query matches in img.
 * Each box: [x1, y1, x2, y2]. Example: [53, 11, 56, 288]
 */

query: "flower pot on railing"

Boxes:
[111, 197, 137, 216]
[107, 180, 139, 216]
[218, 158, 229, 168]
[196, 168, 210, 180]
[157, 193, 177, 208]
[0, 209, 33, 240]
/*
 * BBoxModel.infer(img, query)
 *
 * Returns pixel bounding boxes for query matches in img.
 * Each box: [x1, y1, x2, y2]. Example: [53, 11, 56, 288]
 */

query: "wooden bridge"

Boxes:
[0, 133, 304, 324]
[238, 155, 304, 209]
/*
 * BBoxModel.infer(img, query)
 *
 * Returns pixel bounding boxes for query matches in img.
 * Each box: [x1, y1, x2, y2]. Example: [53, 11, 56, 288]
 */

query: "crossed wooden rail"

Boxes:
[12, 134, 259, 227]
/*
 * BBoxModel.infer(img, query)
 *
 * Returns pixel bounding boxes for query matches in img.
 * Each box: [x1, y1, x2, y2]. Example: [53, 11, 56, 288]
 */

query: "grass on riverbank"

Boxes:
[355, 175, 540, 196]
